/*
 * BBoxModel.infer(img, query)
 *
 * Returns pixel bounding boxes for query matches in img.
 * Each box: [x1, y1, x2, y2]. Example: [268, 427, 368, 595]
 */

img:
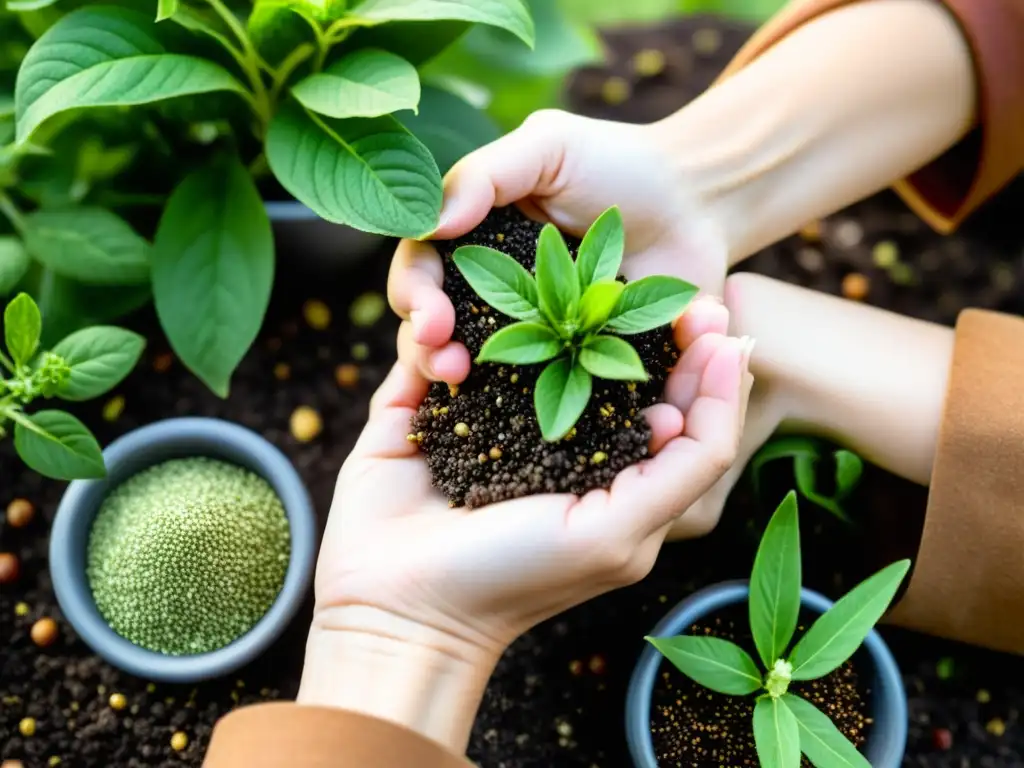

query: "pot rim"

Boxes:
[625, 579, 908, 767]
[49, 417, 317, 684]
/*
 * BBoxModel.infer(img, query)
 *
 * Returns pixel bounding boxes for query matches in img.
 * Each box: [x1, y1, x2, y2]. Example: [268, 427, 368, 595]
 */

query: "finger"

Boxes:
[432, 113, 569, 239]
[643, 403, 684, 454]
[387, 241, 452, 344]
[674, 295, 730, 350]
[397, 321, 471, 385]
[368, 362, 430, 421]
[664, 334, 723, 414]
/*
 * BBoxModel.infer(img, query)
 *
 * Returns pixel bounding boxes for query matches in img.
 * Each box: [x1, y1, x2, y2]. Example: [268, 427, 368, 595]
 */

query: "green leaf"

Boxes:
[15, 6, 248, 144]
[575, 206, 624, 290]
[606, 275, 698, 334]
[534, 357, 591, 441]
[22, 207, 151, 286]
[4, 291, 41, 366]
[6, 0, 61, 10]
[156, 0, 179, 22]
[750, 491, 802, 668]
[782, 694, 871, 768]
[12, 408, 105, 480]
[266, 100, 442, 238]
[477, 321, 561, 365]
[578, 335, 647, 381]
[646, 635, 762, 696]
[753, 696, 801, 768]
[834, 450, 863, 498]
[248, 0, 320, 68]
[152, 156, 274, 398]
[395, 84, 500, 175]
[50, 326, 145, 401]
[753, 436, 859, 523]
[292, 49, 421, 119]
[452, 245, 539, 321]
[578, 281, 624, 332]
[535, 223, 579, 326]
[169, 5, 240, 55]
[0, 236, 30, 296]
[790, 559, 911, 680]
[349, 0, 535, 48]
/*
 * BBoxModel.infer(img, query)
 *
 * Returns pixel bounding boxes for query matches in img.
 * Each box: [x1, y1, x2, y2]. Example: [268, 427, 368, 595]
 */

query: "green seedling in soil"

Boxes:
[452, 206, 697, 441]
[0, 292, 144, 480]
[752, 435, 864, 523]
[648, 491, 910, 768]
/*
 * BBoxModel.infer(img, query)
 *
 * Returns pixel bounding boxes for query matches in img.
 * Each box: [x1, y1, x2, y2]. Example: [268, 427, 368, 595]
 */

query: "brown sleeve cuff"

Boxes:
[718, 0, 1024, 234]
[203, 703, 475, 768]
[885, 310, 1024, 654]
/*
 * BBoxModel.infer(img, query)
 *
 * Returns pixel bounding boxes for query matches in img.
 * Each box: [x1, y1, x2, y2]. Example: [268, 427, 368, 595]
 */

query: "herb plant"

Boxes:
[648, 492, 910, 767]
[452, 206, 697, 441]
[753, 436, 864, 522]
[1, 292, 144, 480]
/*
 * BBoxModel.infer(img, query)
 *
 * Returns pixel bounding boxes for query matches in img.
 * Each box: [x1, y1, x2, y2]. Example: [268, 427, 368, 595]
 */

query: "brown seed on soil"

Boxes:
[273, 363, 290, 381]
[841, 273, 870, 301]
[335, 363, 360, 389]
[30, 617, 58, 647]
[0, 552, 19, 584]
[152, 352, 174, 373]
[290, 406, 322, 442]
[933, 727, 953, 750]
[6, 497, 34, 527]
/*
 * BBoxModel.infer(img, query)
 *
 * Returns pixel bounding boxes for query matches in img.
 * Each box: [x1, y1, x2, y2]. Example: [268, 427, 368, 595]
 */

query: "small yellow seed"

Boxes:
[977, 689, 991, 703]
[872, 240, 899, 268]
[631, 48, 666, 77]
[495, 233, 505, 243]
[6, 498, 35, 527]
[349, 292, 386, 328]
[448, 384, 460, 397]
[290, 406, 323, 442]
[49, 757, 62, 767]
[15, 602, 29, 617]
[600, 76, 630, 105]
[692, 27, 722, 55]
[102, 395, 125, 422]
[986, 718, 1006, 737]
[591, 451, 608, 465]
[477, 453, 488, 463]
[510, 374, 519, 384]
[170, 731, 189, 751]
[351, 342, 370, 361]
[303, 299, 331, 330]
[109, 693, 127, 711]
[489, 447, 502, 461]
[19, 717, 36, 737]
[454, 423, 470, 438]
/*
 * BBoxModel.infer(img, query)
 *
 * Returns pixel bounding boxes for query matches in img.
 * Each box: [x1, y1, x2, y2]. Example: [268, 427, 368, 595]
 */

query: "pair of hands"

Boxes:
[298, 112, 777, 745]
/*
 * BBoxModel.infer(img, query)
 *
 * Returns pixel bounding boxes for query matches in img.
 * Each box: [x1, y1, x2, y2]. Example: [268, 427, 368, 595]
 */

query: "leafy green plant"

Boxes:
[452, 206, 696, 441]
[648, 492, 910, 767]
[752, 436, 864, 522]
[1, 291, 144, 479]
[0, 0, 553, 398]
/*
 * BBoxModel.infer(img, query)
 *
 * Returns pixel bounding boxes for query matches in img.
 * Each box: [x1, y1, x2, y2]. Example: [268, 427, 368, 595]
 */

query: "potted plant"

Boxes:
[626, 492, 909, 767]
[49, 416, 317, 683]
[411, 205, 697, 507]
[1, 291, 144, 479]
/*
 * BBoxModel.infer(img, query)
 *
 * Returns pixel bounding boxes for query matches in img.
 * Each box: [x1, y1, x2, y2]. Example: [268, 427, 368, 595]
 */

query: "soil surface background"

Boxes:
[4, 14, 1024, 768]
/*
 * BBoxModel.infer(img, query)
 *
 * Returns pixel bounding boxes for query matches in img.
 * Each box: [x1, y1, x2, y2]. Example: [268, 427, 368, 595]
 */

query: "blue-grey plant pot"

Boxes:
[50, 417, 317, 684]
[625, 581, 908, 767]
[265, 200, 388, 274]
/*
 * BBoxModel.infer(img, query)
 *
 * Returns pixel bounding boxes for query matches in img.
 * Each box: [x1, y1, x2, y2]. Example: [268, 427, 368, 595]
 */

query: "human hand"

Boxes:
[388, 110, 731, 385]
[297, 301, 752, 752]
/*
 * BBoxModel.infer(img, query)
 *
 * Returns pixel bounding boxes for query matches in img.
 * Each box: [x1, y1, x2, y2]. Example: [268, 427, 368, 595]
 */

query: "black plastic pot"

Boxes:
[265, 200, 387, 274]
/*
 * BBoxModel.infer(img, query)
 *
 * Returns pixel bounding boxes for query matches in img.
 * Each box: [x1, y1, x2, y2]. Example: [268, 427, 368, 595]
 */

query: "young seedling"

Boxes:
[452, 206, 697, 441]
[0, 292, 144, 480]
[647, 492, 910, 768]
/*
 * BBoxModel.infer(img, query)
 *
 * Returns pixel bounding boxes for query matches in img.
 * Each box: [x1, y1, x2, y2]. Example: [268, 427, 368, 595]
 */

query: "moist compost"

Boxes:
[651, 605, 871, 766]
[411, 206, 678, 508]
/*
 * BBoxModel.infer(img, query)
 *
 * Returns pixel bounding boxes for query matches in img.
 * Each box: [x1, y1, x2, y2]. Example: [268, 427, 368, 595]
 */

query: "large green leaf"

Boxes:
[535, 223, 578, 325]
[51, 325, 145, 401]
[790, 560, 911, 680]
[4, 291, 41, 366]
[782, 694, 871, 768]
[266, 100, 442, 238]
[575, 206, 623, 291]
[12, 409, 105, 480]
[14, 6, 247, 143]
[452, 244, 538, 321]
[395, 84, 499, 175]
[476, 321, 561, 365]
[152, 156, 274, 398]
[578, 334, 647, 381]
[646, 635, 762, 696]
[23, 207, 151, 285]
[753, 697, 801, 768]
[0, 236, 29, 296]
[749, 491, 802, 668]
[606, 275, 698, 334]
[292, 49, 420, 119]
[534, 357, 590, 441]
[349, 0, 535, 47]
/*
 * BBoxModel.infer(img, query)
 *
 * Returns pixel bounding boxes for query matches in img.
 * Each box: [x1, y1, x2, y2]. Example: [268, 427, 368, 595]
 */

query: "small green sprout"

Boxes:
[452, 207, 697, 441]
[752, 436, 864, 522]
[647, 492, 910, 768]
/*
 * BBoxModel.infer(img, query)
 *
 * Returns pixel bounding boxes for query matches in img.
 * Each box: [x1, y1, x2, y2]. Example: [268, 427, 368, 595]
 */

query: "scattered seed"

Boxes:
[977, 689, 991, 703]
[889, 262, 915, 286]
[170, 731, 189, 751]
[102, 395, 125, 422]
[109, 693, 127, 711]
[510, 374, 519, 384]
[146, 683, 156, 693]
[477, 453, 488, 464]
[351, 342, 370, 361]
[19, 717, 35, 737]
[349, 291, 386, 328]
[691, 27, 722, 55]
[986, 717, 1006, 737]
[569, 660, 583, 675]
[590, 451, 608, 465]
[14, 602, 29, 617]
[600, 76, 630, 105]
[833, 220, 863, 248]
[0, 552, 19, 584]
[448, 384, 460, 397]
[495, 233, 505, 243]
[302, 299, 331, 330]
[152, 352, 173, 373]
[48, 758, 61, 767]
[872, 240, 899, 268]
[932, 727, 953, 750]
[588, 654, 606, 674]
[632, 48, 666, 77]
[489, 447, 502, 461]
[454, 422, 470, 438]
[796, 247, 824, 273]
[6, 498, 34, 528]
[556, 721, 573, 737]
[936, 657, 955, 680]
[290, 406, 323, 442]
[335, 363, 360, 389]
[273, 363, 291, 381]
[841, 273, 870, 301]
[798, 220, 822, 242]
[30, 617, 58, 647]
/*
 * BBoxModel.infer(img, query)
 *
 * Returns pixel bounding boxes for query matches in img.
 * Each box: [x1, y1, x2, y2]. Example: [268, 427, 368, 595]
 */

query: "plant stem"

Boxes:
[269, 43, 316, 103]
[324, 16, 365, 44]
[0, 350, 14, 374]
[205, 0, 273, 128]
[0, 190, 26, 234]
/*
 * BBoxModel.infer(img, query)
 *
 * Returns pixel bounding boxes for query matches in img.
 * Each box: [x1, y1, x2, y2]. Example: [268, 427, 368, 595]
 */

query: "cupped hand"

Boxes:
[388, 109, 731, 386]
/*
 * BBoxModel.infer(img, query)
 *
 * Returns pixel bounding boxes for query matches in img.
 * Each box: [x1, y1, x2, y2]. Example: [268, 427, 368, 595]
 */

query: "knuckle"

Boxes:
[522, 108, 572, 135]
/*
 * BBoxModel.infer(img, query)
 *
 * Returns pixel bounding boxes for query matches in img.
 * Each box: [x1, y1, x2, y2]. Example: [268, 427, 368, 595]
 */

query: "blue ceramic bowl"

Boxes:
[626, 581, 908, 767]
[50, 417, 317, 684]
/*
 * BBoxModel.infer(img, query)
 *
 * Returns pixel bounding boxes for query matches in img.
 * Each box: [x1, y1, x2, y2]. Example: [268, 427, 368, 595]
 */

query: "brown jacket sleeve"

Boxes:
[717, 0, 1024, 234]
[885, 311, 1024, 654]
[202, 703, 475, 768]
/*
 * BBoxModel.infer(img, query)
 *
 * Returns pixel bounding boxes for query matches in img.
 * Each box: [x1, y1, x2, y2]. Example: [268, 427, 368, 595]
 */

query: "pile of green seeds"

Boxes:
[86, 457, 291, 656]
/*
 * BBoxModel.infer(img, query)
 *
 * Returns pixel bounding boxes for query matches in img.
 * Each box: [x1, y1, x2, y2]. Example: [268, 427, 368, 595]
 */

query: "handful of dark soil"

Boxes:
[410, 207, 679, 508]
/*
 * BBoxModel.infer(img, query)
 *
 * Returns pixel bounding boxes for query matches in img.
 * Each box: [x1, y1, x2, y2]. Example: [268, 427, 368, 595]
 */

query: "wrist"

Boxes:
[297, 606, 497, 754]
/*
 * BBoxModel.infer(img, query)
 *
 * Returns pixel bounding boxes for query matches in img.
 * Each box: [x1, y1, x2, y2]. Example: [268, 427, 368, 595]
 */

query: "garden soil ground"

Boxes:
[4, 14, 1024, 768]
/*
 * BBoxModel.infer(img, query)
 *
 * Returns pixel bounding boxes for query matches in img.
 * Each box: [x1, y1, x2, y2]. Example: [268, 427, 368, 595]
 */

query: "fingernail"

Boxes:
[437, 193, 459, 232]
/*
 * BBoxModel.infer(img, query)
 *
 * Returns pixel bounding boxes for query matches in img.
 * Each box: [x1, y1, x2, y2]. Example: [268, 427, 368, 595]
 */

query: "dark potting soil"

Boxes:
[411, 207, 677, 508]
[650, 606, 870, 766]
